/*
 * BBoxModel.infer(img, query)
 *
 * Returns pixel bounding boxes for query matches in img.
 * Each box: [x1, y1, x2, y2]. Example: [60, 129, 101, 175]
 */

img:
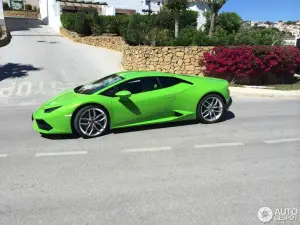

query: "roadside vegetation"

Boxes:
[2, 2, 38, 11]
[60, 0, 285, 47]
[59, 0, 300, 88]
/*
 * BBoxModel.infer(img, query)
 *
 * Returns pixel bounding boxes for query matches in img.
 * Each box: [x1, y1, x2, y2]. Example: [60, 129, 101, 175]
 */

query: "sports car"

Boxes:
[32, 71, 232, 138]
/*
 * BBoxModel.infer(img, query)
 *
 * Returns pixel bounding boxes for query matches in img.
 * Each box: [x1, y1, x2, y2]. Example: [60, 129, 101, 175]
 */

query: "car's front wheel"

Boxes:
[73, 105, 109, 138]
[197, 94, 225, 124]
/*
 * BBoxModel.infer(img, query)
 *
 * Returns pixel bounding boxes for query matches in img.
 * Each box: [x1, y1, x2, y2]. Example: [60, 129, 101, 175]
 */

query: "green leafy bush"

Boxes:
[89, 14, 103, 35]
[193, 31, 214, 46]
[3, 2, 10, 10]
[114, 15, 129, 36]
[126, 14, 153, 45]
[61, 12, 76, 31]
[25, 4, 32, 10]
[74, 12, 91, 35]
[89, 15, 129, 36]
[168, 27, 198, 46]
[234, 28, 283, 46]
[204, 12, 243, 34]
[155, 10, 198, 32]
[60, 10, 284, 47]
[147, 28, 172, 46]
[101, 16, 118, 33]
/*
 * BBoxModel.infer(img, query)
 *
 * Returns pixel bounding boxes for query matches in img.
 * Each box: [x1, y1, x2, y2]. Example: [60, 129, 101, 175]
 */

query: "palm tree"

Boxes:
[163, 0, 188, 38]
[202, 0, 227, 36]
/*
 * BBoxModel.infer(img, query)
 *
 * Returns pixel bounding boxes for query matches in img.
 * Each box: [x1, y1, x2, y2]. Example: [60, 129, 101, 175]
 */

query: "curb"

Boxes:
[229, 87, 300, 99]
[4, 16, 40, 20]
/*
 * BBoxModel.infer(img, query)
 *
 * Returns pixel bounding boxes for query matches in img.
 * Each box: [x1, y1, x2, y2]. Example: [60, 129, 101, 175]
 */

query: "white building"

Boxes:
[39, 0, 164, 32]
[187, 0, 210, 30]
[102, 0, 163, 15]
[0, 0, 4, 26]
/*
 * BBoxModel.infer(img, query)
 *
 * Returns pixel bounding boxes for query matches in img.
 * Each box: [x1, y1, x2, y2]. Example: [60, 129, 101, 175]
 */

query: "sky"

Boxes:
[221, 0, 300, 22]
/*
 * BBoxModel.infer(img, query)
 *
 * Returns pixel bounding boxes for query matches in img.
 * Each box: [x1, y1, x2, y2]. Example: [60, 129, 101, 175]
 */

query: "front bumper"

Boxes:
[32, 110, 73, 134]
[225, 97, 232, 110]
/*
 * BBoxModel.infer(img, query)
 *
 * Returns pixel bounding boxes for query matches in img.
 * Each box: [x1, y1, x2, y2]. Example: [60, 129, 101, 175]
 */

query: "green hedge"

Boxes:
[90, 15, 129, 36]
[61, 12, 76, 31]
[24, 4, 32, 10]
[60, 10, 198, 42]
[60, 11, 283, 46]
[74, 12, 91, 35]
[155, 10, 198, 33]
[3, 2, 10, 10]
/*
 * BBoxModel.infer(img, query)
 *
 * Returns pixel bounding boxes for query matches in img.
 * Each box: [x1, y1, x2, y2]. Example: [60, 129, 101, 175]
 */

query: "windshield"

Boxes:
[74, 74, 124, 94]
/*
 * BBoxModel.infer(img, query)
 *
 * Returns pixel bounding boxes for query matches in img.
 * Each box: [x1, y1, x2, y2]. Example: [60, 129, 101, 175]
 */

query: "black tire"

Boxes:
[196, 94, 225, 124]
[73, 105, 110, 138]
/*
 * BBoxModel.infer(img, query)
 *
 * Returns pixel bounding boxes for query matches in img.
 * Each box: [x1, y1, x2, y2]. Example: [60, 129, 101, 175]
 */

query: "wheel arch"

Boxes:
[70, 103, 111, 135]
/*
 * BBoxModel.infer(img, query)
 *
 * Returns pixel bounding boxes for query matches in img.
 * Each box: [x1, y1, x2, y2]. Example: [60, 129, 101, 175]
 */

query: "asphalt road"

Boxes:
[1, 18, 300, 225]
[0, 17, 122, 107]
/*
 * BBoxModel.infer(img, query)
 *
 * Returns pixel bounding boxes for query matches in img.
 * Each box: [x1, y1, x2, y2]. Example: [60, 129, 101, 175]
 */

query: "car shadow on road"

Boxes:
[112, 111, 236, 134]
[40, 111, 235, 140]
[0, 63, 42, 82]
[40, 133, 80, 140]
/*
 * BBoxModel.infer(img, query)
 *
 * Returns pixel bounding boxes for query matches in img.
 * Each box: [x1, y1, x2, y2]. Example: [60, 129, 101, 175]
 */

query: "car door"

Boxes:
[156, 76, 194, 113]
[101, 77, 174, 128]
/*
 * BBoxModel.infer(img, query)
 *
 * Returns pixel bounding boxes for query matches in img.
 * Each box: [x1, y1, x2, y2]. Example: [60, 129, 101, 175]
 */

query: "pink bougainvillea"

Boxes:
[203, 46, 300, 82]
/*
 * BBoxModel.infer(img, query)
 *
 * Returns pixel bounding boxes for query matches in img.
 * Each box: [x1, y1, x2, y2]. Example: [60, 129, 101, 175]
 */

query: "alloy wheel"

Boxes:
[200, 97, 223, 122]
[78, 108, 108, 137]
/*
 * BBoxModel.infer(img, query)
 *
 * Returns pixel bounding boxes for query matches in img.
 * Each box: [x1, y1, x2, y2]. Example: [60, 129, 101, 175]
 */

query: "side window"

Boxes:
[101, 77, 160, 97]
[158, 77, 182, 88]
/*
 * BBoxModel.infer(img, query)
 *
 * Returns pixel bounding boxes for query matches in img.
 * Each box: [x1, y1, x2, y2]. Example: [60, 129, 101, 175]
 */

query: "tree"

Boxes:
[204, 12, 242, 34]
[163, 0, 188, 38]
[203, 0, 227, 37]
[286, 21, 297, 25]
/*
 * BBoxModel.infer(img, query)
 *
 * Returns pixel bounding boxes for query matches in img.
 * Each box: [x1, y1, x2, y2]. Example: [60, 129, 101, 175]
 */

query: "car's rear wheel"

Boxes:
[197, 94, 225, 124]
[73, 105, 109, 138]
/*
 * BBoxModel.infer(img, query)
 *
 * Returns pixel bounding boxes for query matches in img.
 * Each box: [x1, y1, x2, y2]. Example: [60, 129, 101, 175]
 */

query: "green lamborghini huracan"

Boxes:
[32, 71, 232, 138]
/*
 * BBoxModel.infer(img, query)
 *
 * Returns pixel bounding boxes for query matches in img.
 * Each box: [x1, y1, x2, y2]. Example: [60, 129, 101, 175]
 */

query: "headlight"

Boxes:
[44, 106, 61, 113]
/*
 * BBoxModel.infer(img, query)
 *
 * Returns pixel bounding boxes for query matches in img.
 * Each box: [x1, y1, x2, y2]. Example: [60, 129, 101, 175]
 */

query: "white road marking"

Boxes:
[16, 82, 32, 97]
[194, 142, 245, 148]
[35, 151, 88, 157]
[122, 147, 172, 153]
[264, 138, 300, 144]
[0, 154, 8, 158]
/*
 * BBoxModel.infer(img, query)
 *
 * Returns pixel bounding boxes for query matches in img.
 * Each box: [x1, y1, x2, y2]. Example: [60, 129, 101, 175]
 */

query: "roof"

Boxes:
[57, 0, 107, 8]
[116, 71, 174, 79]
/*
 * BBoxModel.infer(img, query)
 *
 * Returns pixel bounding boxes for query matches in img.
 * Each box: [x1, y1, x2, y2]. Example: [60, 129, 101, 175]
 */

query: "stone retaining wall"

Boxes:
[4, 10, 40, 19]
[60, 28, 127, 52]
[60, 28, 212, 75]
[122, 46, 211, 75]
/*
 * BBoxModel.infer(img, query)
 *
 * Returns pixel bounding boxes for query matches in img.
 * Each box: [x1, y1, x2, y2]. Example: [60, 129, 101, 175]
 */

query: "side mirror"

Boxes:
[115, 90, 131, 98]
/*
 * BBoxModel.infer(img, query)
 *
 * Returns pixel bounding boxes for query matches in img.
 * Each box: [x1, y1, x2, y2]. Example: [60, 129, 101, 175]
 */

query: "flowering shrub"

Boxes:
[203, 46, 300, 84]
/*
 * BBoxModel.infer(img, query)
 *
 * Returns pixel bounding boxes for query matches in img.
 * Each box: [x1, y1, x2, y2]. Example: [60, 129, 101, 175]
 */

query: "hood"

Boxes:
[40, 89, 78, 109]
